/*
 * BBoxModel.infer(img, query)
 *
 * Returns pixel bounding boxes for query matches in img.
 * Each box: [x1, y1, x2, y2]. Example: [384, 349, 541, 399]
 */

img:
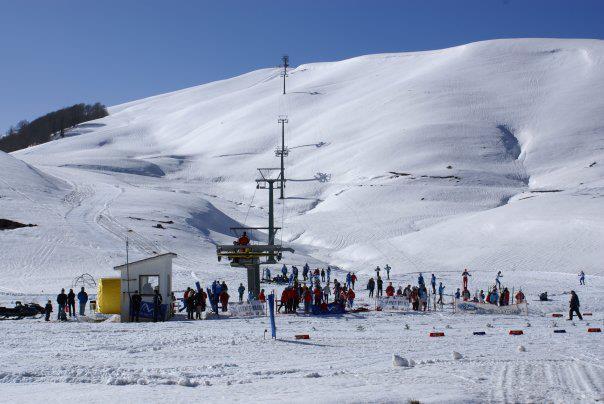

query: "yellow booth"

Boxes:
[96, 278, 121, 314]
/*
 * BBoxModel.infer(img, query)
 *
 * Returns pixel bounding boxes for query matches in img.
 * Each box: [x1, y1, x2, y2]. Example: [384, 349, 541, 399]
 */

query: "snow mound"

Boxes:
[452, 351, 463, 360]
[393, 354, 413, 367]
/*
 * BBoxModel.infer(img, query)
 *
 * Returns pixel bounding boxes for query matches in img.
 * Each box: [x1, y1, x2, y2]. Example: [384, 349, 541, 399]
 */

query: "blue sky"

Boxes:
[0, 0, 603, 132]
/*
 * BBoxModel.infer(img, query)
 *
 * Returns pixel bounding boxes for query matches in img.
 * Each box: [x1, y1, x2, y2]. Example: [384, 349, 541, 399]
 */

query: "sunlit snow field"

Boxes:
[1, 38, 603, 402]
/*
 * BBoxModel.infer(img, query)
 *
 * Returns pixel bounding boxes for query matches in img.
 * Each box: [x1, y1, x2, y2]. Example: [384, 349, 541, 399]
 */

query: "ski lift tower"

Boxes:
[216, 168, 294, 298]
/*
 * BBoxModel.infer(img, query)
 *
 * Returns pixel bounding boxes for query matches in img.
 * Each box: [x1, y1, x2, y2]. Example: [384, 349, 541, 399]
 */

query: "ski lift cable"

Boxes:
[243, 185, 258, 227]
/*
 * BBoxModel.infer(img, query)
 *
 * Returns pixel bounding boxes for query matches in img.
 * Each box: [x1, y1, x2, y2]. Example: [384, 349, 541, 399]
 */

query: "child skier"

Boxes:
[44, 300, 53, 321]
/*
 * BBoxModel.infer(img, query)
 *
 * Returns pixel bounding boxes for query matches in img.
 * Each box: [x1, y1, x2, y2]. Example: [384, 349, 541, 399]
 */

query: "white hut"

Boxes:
[114, 252, 176, 323]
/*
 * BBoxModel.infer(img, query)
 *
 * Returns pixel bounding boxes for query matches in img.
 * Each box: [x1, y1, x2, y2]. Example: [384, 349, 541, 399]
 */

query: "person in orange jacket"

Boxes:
[237, 231, 250, 245]
[385, 282, 395, 297]
[346, 288, 356, 308]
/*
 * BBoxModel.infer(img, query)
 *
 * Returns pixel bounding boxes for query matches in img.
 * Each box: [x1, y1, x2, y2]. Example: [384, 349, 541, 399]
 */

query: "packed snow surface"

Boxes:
[1, 38, 603, 402]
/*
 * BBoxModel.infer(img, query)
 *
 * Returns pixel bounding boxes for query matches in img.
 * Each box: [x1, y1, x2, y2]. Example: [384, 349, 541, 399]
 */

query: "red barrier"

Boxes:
[587, 328, 601, 333]
[551, 313, 563, 318]
[295, 334, 310, 339]
[583, 312, 592, 316]
[429, 332, 445, 337]
[509, 330, 524, 335]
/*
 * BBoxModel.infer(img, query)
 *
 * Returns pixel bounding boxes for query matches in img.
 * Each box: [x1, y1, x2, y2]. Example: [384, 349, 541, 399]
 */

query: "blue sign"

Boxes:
[138, 301, 167, 319]
[268, 293, 276, 339]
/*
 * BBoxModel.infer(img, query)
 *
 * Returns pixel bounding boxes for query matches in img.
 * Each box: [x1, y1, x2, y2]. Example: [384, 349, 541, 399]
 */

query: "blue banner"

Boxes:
[138, 301, 167, 319]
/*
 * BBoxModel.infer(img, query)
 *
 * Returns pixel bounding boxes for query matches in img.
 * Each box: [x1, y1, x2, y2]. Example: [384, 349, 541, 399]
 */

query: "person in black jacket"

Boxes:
[67, 289, 76, 317]
[130, 291, 142, 322]
[186, 291, 195, 320]
[153, 289, 163, 322]
[568, 290, 583, 320]
[56, 289, 67, 320]
[44, 300, 53, 321]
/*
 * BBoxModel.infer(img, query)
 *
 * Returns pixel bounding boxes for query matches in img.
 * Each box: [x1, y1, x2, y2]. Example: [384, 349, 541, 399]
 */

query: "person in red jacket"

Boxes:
[313, 286, 322, 306]
[258, 289, 266, 303]
[219, 290, 229, 312]
[351, 273, 357, 290]
[278, 288, 288, 313]
[303, 287, 312, 313]
[346, 288, 356, 308]
[515, 289, 525, 304]
[236, 231, 250, 245]
[385, 282, 395, 297]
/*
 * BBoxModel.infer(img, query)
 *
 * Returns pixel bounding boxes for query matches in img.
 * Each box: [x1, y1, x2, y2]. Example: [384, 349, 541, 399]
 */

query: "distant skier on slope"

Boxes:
[438, 282, 445, 304]
[385, 264, 391, 280]
[282, 264, 288, 278]
[430, 274, 437, 294]
[367, 278, 375, 298]
[238, 283, 245, 303]
[44, 300, 53, 321]
[568, 290, 582, 320]
[326, 266, 332, 284]
[462, 269, 471, 290]
[578, 271, 585, 285]
[495, 271, 503, 290]
[377, 276, 384, 297]
[385, 282, 395, 297]
[418, 272, 425, 287]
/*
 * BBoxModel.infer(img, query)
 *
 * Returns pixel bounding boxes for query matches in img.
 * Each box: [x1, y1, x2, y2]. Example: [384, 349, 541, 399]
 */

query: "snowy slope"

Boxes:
[2, 38, 604, 293]
[1, 38, 604, 404]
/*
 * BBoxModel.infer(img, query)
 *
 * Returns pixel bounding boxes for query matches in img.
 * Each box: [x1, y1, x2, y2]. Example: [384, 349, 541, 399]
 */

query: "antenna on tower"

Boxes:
[275, 115, 289, 199]
[281, 55, 289, 95]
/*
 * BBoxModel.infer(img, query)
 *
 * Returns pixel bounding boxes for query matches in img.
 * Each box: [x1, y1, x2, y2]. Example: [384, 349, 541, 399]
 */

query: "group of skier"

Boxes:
[277, 276, 356, 314]
[266, 263, 340, 287]
[47, 287, 89, 321]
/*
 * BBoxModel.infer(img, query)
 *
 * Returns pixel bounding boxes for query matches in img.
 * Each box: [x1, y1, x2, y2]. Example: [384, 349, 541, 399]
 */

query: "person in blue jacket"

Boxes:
[418, 273, 425, 287]
[489, 288, 499, 305]
[77, 287, 88, 316]
[455, 288, 461, 300]
[438, 282, 445, 304]
[281, 264, 288, 278]
[430, 274, 437, 294]
[326, 266, 331, 284]
[346, 272, 352, 289]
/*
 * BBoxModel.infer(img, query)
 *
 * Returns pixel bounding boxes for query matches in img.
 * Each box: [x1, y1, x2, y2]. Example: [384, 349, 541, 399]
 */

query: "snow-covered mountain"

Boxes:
[2, 38, 604, 293]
